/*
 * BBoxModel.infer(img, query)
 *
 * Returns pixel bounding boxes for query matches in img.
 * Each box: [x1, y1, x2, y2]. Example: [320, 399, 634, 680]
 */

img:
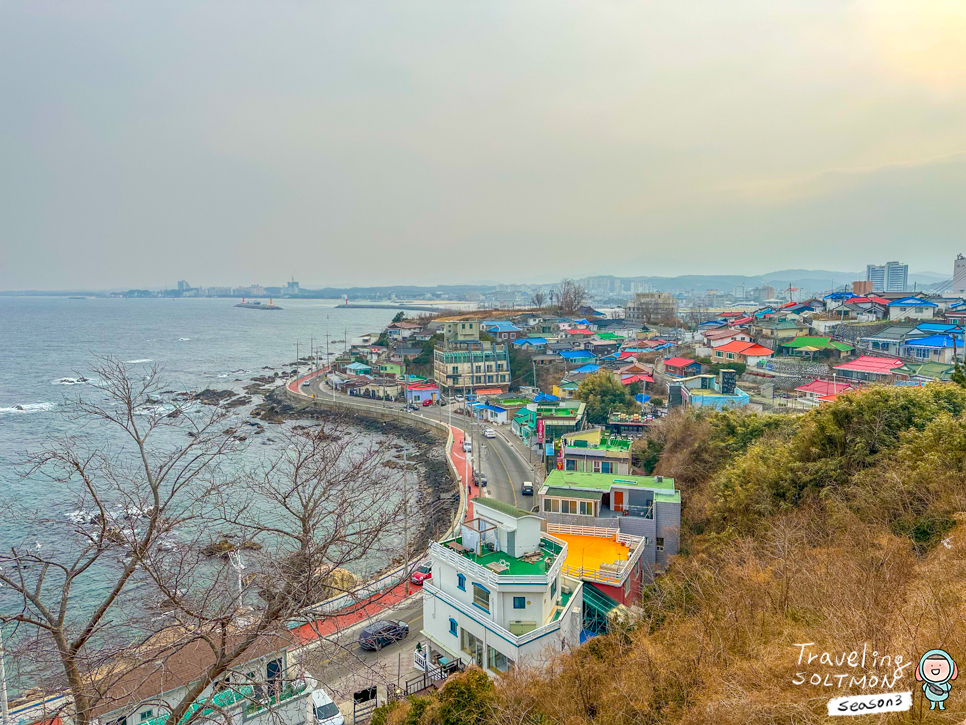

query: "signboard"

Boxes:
[537, 418, 545, 444]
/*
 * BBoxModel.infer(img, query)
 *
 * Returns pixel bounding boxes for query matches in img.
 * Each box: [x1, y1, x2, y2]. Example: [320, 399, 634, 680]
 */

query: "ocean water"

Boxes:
[0, 296, 399, 620]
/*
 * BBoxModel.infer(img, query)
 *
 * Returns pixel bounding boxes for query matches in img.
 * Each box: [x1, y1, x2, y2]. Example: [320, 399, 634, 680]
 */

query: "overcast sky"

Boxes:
[2, 1, 964, 290]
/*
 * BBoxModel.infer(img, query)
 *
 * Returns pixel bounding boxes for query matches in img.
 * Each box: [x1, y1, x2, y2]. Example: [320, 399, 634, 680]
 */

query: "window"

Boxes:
[551, 578, 557, 598]
[565, 459, 576, 471]
[457, 573, 466, 590]
[579, 500, 594, 516]
[601, 462, 612, 474]
[593, 460, 601, 473]
[487, 645, 514, 673]
[472, 583, 490, 612]
[560, 500, 574, 514]
[140, 712, 153, 722]
[449, 618, 458, 636]
[727, 353, 735, 359]
[543, 498, 560, 513]
[656, 537, 665, 552]
[461, 629, 484, 667]
[513, 596, 526, 609]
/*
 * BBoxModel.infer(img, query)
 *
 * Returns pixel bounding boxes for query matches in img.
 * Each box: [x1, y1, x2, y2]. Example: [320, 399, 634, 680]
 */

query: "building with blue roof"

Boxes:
[570, 364, 601, 374]
[559, 350, 596, 363]
[899, 335, 959, 364]
[888, 296, 938, 321]
[512, 337, 548, 349]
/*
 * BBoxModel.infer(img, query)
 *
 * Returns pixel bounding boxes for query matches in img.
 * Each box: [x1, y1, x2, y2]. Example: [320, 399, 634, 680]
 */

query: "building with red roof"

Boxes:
[795, 379, 858, 402]
[711, 341, 775, 366]
[833, 356, 907, 382]
[662, 357, 702, 377]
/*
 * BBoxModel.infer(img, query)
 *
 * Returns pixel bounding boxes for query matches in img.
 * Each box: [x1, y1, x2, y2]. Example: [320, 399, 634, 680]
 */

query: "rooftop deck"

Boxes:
[557, 533, 630, 572]
[442, 536, 561, 577]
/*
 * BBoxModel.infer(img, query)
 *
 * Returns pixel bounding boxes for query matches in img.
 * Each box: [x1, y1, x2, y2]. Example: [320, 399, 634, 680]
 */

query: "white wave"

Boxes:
[126, 359, 153, 364]
[179, 337, 191, 341]
[0, 402, 56, 415]
[217, 374, 229, 378]
[52, 377, 89, 385]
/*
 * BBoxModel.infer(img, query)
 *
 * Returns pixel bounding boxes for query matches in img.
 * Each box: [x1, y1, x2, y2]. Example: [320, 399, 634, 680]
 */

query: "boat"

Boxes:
[234, 298, 283, 310]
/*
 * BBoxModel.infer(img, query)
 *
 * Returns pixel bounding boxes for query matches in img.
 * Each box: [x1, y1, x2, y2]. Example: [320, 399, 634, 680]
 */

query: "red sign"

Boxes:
[537, 418, 545, 444]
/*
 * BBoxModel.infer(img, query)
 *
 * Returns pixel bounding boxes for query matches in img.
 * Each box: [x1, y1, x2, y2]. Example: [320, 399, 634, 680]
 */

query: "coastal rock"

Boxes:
[201, 539, 263, 558]
[191, 389, 237, 405]
[224, 395, 252, 410]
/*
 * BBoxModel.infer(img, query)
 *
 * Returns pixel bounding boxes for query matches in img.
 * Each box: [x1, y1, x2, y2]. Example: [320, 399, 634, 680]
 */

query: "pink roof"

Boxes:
[664, 357, 697, 368]
[795, 380, 857, 396]
[834, 356, 904, 375]
[407, 383, 439, 390]
[719, 311, 743, 317]
[621, 374, 654, 385]
[705, 328, 745, 340]
[715, 341, 774, 356]
[569, 328, 594, 335]
[730, 316, 753, 326]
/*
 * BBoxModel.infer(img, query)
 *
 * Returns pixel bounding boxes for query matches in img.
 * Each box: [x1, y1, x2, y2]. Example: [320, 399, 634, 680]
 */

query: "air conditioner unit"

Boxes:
[655, 475, 663, 482]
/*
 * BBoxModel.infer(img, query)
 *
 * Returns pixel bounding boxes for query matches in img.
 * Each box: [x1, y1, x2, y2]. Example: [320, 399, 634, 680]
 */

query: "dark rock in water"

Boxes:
[165, 408, 182, 419]
[15, 405, 25, 411]
[224, 395, 252, 410]
[201, 539, 263, 558]
[191, 389, 237, 405]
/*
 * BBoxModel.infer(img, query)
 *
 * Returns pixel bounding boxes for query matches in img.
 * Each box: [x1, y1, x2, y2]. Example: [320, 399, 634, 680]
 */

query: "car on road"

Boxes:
[406, 403, 419, 411]
[312, 687, 345, 725]
[473, 470, 487, 487]
[483, 428, 496, 438]
[301, 380, 311, 387]
[521, 481, 534, 496]
[358, 619, 409, 651]
[410, 562, 432, 585]
[422, 399, 433, 406]
[462, 439, 472, 453]
[454, 395, 465, 402]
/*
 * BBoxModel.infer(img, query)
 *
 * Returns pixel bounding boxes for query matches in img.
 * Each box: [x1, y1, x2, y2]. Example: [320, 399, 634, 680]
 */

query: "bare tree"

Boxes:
[0, 359, 409, 725]
[529, 291, 546, 309]
[554, 279, 587, 315]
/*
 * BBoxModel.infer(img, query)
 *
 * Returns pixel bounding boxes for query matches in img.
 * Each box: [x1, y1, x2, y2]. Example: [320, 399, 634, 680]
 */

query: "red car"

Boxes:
[422, 399, 433, 406]
[410, 563, 432, 585]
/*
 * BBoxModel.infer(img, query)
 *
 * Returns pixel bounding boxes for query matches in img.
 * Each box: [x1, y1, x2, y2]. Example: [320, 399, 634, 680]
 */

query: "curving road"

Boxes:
[292, 371, 539, 511]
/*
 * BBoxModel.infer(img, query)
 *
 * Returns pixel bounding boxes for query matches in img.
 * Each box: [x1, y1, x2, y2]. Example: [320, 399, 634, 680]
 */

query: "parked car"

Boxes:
[312, 687, 345, 725]
[454, 395, 465, 402]
[483, 428, 496, 438]
[422, 399, 433, 406]
[358, 619, 410, 651]
[474, 470, 488, 487]
[406, 403, 419, 411]
[410, 562, 432, 585]
[521, 481, 534, 496]
[462, 439, 472, 453]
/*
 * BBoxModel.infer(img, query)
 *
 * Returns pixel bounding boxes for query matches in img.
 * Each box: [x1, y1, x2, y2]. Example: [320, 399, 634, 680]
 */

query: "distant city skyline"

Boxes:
[2, 1, 965, 290]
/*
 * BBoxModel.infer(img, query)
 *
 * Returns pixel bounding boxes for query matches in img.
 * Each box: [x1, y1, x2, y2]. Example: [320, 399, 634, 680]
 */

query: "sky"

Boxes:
[1, 0, 965, 291]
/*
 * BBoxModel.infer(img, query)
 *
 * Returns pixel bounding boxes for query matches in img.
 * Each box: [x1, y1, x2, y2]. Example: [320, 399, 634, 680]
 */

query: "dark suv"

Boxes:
[358, 619, 409, 651]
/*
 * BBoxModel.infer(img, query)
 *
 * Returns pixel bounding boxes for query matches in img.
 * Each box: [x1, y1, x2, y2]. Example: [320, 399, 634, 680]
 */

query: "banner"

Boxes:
[537, 418, 544, 444]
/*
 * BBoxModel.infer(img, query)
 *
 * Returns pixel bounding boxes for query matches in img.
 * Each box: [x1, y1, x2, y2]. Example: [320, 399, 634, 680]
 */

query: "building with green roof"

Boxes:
[779, 336, 853, 358]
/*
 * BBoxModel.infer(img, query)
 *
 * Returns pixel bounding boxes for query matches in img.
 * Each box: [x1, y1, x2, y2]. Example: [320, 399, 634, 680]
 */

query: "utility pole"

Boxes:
[1, 583, 8, 725]
[295, 340, 300, 379]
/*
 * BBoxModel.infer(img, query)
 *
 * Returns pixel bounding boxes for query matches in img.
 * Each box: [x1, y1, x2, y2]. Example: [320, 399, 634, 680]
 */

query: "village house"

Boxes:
[661, 357, 701, 377]
[711, 340, 774, 367]
[386, 321, 422, 341]
[794, 379, 858, 406]
[421, 498, 584, 675]
[778, 336, 853, 358]
[833, 356, 908, 383]
[702, 328, 752, 348]
[538, 471, 681, 604]
[433, 320, 511, 394]
[888, 296, 938, 321]
[556, 428, 633, 475]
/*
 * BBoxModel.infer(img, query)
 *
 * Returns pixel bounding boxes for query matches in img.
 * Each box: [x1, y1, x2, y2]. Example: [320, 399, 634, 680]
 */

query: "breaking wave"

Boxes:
[126, 359, 153, 364]
[0, 402, 56, 415]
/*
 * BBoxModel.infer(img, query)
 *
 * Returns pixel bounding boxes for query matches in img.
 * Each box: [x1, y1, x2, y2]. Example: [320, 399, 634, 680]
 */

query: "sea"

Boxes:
[0, 296, 405, 629]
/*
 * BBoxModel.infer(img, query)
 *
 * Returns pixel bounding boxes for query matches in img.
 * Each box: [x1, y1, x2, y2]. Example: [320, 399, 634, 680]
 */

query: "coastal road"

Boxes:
[300, 594, 425, 707]
[296, 373, 537, 510]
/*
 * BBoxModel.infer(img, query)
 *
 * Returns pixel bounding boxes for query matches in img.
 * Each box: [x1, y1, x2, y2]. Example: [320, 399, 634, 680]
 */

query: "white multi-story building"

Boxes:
[867, 262, 908, 293]
[952, 254, 966, 295]
[421, 498, 583, 675]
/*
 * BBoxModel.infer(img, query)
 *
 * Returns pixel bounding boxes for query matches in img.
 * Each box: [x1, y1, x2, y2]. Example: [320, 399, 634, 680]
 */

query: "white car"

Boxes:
[483, 428, 496, 439]
[454, 395, 465, 402]
[462, 439, 472, 453]
[312, 687, 344, 725]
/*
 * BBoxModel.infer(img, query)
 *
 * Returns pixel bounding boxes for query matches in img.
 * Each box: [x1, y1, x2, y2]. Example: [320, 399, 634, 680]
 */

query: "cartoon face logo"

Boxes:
[917, 649, 958, 710]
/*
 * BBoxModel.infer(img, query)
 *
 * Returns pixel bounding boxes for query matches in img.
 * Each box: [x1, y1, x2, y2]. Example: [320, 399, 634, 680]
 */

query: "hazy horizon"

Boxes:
[2, 1, 965, 290]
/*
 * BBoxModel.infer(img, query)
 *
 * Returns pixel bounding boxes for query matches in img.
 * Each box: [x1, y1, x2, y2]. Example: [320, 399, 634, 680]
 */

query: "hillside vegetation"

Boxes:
[376, 385, 966, 725]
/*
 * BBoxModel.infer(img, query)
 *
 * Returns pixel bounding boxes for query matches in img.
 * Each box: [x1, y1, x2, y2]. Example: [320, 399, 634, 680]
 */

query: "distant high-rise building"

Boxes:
[852, 280, 873, 295]
[177, 280, 191, 292]
[952, 254, 966, 295]
[866, 262, 907, 292]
